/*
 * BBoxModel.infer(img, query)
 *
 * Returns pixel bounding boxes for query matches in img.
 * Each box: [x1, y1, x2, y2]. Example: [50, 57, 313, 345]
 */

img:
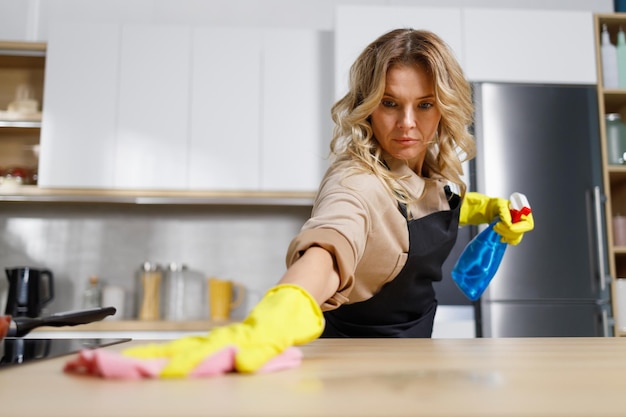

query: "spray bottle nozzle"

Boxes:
[509, 192, 532, 223]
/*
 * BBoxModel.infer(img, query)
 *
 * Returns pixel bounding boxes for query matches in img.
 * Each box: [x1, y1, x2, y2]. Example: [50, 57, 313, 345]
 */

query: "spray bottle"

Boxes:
[602, 24, 619, 89]
[451, 193, 532, 301]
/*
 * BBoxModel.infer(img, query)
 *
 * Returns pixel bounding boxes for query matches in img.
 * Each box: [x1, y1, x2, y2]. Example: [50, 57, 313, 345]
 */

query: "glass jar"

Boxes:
[605, 113, 626, 165]
[163, 263, 188, 321]
[136, 262, 162, 320]
[82, 275, 102, 309]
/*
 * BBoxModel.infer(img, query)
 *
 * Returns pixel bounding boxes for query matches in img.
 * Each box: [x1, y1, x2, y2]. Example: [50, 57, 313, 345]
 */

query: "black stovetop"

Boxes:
[0, 338, 131, 368]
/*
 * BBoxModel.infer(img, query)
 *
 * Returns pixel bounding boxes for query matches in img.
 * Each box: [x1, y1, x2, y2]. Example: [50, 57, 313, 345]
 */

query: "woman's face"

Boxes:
[370, 64, 441, 173]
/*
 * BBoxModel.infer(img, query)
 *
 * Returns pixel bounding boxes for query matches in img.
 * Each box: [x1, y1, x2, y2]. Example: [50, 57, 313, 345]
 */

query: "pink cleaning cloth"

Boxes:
[64, 346, 303, 379]
[63, 348, 168, 379]
[256, 347, 303, 374]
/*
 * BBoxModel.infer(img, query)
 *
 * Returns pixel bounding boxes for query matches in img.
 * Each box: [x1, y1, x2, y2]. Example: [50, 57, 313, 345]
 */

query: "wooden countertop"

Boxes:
[31, 319, 233, 332]
[3, 337, 626, 417]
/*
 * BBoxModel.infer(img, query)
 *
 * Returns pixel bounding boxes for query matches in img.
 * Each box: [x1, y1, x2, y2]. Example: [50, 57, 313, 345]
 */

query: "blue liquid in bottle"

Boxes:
[451, 220, 507, 301]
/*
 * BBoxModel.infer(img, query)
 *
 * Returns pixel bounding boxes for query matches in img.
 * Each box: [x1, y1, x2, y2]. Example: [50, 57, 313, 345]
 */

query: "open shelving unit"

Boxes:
[0, 41, 45, 189]
[594, 13, 626, 336]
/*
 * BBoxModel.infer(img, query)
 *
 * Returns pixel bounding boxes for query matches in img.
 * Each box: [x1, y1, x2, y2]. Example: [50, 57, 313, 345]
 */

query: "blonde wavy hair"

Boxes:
[330, 28, 475, 202]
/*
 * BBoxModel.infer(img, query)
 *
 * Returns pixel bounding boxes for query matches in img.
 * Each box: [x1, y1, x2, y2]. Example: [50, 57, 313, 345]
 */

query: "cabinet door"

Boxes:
[114, 24, 191, 190]
[261, 29, 333, 192]
[39, 23, 120, 188]
[188, 27, 262, 190]
[463, 8, 597, 84]
[335, 5, 464, 100]
[0, 1, 31, 42]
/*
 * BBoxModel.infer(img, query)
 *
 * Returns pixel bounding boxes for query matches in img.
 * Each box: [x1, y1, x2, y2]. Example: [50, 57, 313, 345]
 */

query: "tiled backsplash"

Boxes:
[0, 202, 311, 319]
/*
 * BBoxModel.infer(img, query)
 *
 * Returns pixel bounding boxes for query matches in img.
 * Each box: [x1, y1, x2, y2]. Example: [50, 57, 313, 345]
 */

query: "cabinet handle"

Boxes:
[593, 186, 607, 292]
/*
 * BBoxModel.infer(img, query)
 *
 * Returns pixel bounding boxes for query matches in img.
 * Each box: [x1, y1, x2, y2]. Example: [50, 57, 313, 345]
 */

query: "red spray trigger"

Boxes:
[509, 193, 531, 224]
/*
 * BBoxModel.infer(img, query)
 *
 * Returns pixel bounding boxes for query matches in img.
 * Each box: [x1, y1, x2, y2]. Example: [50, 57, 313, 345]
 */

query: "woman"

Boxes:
[277, 28, 532, 339]
[282, 28, 478, 338]
[71, 29, 533, 378]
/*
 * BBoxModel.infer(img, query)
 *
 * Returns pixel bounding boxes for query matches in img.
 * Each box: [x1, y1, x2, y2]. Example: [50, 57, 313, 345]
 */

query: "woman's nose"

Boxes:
[398, 108, 417, 129]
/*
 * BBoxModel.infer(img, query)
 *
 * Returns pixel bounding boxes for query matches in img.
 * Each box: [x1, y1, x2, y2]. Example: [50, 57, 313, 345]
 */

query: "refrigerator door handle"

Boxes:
[593, 186, 608, 292]
[601, 307, 610, 337]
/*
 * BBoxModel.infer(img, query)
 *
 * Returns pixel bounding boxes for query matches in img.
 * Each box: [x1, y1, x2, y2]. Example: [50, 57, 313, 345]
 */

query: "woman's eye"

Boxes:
[381, 99, 396, 108]
[418, 102, 434, 110]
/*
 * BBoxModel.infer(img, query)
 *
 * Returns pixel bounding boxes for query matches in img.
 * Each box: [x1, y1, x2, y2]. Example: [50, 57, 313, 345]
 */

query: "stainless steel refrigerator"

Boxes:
[472, 82, 613, 337]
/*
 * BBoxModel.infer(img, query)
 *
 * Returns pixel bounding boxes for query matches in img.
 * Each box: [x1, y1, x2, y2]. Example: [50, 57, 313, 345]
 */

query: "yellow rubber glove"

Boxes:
[460, 192, 534, 245]
[123, 284, 324, 377]
[493, 211, 534, 246]
[459, 192, 509, 226]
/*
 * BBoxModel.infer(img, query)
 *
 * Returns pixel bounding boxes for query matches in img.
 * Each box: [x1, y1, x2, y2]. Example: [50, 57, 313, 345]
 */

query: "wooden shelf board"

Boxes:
[0, 120, 41, 128]
[603, 90, 626, 113]
[0, 41, 46, 53]
[0, 186, 316, 205]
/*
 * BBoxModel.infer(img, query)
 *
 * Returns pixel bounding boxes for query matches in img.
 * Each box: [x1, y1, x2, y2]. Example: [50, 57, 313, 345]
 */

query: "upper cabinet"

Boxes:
[336, 5, 596, 89]
[14, 6, 601, 198]
[39, 23, 332, 193]
[334, 5, 464, 100]
[189, 27, 261, 191]
[189, 27, 333, 192]
[39, 23, 119, 188]
[115, 25, 192, 190]
[463, 8, 597, 84]
[261, 28, 333, 192]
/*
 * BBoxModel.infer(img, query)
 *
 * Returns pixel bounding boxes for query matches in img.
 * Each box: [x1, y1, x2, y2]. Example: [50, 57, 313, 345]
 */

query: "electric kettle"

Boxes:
[5, 267, 54, 318]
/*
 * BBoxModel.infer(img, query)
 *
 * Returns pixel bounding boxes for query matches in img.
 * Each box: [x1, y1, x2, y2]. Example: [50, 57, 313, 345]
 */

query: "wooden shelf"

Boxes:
[0, 186, 316, 205]
[0, 41, 46, 54]
[604, 89, 626, 113]
[0, 120, 41, 128]
[608, 167, 626, 194]
[614, 246, 626, 253]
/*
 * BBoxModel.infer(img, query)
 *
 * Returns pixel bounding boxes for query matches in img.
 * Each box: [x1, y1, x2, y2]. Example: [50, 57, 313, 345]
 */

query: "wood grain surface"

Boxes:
[2, 337, 626, 417]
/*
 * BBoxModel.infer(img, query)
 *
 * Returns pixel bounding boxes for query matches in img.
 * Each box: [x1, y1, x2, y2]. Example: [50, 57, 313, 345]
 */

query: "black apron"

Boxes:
[321, 186, 461, 338]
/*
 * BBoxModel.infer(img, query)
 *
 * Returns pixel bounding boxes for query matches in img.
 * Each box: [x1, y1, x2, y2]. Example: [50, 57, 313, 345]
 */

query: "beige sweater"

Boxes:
[285, 155, 454, 311]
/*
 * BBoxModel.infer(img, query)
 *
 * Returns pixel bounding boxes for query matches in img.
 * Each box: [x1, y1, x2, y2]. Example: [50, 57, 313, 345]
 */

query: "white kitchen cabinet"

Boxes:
[188, 27, 262, 191]
[40, 22, 330, 193]
[463, 8, 597, 84]
[191, 27, 331, 192]
[41, 23, 193, 190]
[115, 25, 191, 190]
[39, 23, 120, 188]
[335, 5, 596, 89]
[261, 28, 332, 192]
[334, 5, 464, 100]
[0, 1, 31, 42]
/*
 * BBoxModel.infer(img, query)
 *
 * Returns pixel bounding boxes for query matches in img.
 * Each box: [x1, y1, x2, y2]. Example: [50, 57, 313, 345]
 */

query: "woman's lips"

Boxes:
[395, 137, 419, 144]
